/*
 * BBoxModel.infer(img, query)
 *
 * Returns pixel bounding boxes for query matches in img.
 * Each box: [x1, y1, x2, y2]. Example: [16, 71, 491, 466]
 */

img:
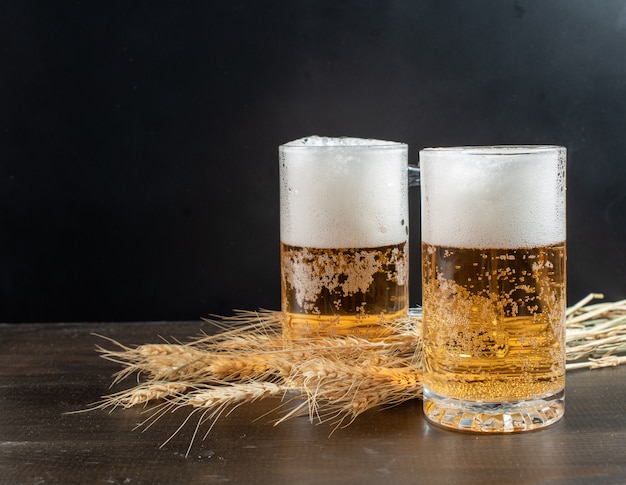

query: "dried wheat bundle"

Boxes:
[89, 294, 625, 454]
[565, 293, 626, 370]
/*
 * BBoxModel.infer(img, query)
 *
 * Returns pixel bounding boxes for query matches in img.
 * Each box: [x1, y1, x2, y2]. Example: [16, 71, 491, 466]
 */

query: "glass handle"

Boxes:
[408, 164, 421, 187]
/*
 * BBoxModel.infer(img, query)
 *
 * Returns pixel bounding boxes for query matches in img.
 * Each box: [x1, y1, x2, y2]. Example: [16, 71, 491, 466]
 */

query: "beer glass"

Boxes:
[420, 146, 566, 432]
[279, 136, 414, 339]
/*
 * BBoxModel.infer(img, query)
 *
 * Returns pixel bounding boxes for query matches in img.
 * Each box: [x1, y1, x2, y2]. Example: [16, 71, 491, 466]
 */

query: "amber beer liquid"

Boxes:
[420, 146, 567, 432]
[281, 242, 408, 338]
[279, 137, 409, 339]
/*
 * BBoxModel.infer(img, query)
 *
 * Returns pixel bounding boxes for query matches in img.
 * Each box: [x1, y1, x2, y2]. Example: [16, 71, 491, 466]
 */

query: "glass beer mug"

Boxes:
[419, 146, 566, 432]
[279, 136, 417, 340]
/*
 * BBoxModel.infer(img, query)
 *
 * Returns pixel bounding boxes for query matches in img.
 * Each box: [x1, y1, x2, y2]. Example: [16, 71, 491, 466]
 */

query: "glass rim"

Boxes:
[420, 145, 565, 155]
[280, 136, 407, 150]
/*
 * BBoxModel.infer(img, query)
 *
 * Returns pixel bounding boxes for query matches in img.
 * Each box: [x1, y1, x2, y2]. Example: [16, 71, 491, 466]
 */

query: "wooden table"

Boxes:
[2, 321, 625, 484]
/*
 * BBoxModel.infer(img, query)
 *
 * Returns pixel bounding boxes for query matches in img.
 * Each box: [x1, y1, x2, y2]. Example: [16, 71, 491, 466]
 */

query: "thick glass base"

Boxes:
[423, 388, 564, 433]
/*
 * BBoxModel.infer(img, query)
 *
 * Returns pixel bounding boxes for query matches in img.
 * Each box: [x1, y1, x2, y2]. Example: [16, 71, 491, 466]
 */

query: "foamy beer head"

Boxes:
[279, 136, 409, 249]
[420, 146, 566, 249]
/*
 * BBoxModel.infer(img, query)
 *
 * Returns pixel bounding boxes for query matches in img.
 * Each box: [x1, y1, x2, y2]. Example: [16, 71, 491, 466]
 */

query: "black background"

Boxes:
[1, 0, 625, 323]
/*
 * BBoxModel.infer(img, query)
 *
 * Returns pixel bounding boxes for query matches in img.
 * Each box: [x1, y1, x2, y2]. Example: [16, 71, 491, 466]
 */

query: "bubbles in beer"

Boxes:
[281, 242, 408, 314]
[421, 243, 566, 402]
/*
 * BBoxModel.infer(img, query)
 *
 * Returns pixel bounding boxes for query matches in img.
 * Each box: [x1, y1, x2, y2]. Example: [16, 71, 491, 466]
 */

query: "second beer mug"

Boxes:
[420, 145, 567, 432]
[279, 136, 412, 339]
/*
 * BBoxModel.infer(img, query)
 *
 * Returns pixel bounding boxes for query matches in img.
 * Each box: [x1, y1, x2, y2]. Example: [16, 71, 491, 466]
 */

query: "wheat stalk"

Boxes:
[88, 294, 625, 453]
[280, 355, 422, 430]
[564, 293, 626, 369]
[107, 382, 191, 408]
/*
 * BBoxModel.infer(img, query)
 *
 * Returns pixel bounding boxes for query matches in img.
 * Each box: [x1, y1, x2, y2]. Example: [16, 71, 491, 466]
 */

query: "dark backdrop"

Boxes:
[2, 0, 625, 323]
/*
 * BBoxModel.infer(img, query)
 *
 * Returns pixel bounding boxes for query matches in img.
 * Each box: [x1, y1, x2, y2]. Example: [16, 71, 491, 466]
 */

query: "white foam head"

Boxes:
[280, 136, 409, 248]
[420, 146, 566, 249]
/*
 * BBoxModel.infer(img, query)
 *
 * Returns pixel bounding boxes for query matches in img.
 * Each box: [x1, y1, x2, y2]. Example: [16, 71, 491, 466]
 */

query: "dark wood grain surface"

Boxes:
[1, 321, 625, 485]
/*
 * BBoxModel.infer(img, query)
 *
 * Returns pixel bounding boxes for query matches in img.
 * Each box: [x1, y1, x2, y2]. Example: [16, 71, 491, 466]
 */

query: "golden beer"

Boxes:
[279, 137, 409, 339]
[422, 243, 566, 402]
[281, 242, 408, 339]
[420, 145, 567, 432]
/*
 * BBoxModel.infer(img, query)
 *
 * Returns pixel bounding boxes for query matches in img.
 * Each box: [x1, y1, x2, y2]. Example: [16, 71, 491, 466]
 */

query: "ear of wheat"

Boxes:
[85, 293, 625, 455]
